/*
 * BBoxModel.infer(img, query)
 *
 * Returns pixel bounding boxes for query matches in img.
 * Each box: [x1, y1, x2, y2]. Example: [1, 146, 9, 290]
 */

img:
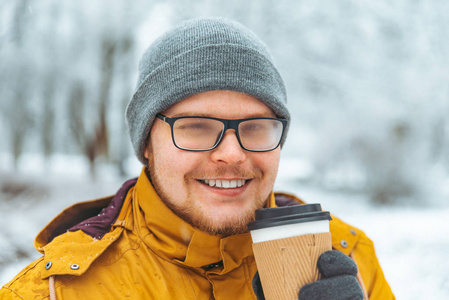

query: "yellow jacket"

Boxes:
[1, 169, 394, 299]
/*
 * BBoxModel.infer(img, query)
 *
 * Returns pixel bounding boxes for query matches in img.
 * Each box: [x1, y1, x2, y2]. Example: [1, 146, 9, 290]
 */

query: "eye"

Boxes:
[177, 121, 213, 131]
[240, 120, 268, 133]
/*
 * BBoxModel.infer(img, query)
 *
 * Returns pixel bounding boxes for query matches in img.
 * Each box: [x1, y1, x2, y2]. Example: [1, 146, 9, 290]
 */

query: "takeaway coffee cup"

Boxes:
[248, 204, 332, 300]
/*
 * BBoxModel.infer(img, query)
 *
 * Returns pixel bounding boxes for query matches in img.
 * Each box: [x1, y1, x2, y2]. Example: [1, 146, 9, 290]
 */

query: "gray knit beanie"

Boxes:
[126, 17, 290, 165]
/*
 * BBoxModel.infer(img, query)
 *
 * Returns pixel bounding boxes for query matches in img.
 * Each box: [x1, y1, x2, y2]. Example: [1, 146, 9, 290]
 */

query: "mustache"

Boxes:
[185, 165, 263, 180]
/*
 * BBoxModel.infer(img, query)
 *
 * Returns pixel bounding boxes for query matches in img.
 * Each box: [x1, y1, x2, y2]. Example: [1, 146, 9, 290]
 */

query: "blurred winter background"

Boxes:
[1, 0, 449, 298]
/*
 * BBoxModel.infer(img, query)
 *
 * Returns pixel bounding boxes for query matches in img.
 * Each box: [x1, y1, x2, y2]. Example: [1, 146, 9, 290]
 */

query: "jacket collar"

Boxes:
[132, 168, 276, 273]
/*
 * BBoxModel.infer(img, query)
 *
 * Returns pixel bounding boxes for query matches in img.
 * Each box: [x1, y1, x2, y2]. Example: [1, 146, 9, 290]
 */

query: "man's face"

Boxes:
[144, 90, 281, 236]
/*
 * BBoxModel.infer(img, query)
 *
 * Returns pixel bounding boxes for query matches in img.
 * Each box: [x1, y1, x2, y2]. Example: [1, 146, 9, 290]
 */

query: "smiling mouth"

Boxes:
[198, 179, 249, 189]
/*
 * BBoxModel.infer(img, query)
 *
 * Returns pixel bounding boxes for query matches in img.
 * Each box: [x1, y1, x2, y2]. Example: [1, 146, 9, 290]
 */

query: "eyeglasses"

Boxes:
[156, 114, 287, 152]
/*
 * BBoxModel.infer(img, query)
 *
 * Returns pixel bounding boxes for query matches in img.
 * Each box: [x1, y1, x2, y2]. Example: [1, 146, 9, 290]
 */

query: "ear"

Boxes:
[144, 137, 153, 160]
[144, 146, 149, 159]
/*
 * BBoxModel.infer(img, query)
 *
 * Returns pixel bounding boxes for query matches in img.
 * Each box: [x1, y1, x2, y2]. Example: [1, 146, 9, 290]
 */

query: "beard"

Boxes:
[146, 162, 269, 237]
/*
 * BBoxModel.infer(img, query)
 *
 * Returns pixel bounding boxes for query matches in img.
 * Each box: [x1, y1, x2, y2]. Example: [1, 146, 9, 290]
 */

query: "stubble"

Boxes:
[147, 163, 269, 236]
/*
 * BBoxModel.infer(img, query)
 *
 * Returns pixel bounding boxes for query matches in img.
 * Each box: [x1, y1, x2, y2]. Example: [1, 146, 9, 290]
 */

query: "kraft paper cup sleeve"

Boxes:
[252, 232, 332, 300]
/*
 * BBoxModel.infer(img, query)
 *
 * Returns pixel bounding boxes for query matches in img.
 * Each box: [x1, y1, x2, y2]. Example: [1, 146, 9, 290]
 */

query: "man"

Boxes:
[1, 18, 394, 299]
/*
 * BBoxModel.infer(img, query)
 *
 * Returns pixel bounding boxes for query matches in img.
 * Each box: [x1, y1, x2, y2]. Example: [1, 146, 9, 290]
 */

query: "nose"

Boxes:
[210, 130, 246, 164]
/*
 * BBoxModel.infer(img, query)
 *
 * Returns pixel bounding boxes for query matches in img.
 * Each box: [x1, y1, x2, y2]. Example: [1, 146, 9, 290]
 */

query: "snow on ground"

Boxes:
[1, 154, 448, 299]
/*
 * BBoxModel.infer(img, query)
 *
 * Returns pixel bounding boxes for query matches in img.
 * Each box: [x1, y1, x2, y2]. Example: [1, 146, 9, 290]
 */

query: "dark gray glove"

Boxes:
[252, 250, 364, 300]
[252, 271, 265, 300]
[298, 250, 364, 300]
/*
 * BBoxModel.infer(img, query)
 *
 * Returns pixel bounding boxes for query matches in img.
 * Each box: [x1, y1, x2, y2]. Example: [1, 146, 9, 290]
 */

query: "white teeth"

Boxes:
[202, 179, 247, 188]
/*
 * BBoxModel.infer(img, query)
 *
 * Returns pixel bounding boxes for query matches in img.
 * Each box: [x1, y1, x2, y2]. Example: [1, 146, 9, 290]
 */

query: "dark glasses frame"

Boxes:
[156, 113, 287, 152]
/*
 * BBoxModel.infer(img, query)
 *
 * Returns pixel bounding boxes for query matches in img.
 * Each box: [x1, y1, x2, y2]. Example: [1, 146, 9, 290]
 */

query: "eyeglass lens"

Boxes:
[172, 118, 283, 151]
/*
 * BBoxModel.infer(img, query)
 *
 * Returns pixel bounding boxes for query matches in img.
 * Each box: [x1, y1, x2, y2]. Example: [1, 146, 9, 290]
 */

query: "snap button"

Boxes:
[45, 261, 52, 270]
[70, 264, 80, 270]
[340, 240, 348, 248]
[350, 229, 357, 236]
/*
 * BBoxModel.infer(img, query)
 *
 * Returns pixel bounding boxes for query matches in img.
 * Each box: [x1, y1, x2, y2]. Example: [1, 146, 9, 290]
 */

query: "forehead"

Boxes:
[163, 90, 276, 119]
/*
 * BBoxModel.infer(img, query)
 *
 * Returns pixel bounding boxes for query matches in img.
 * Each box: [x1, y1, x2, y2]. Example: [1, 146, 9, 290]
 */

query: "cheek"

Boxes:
[151, 142, 184, 183]
[258, 149, 281, 177]
[256, 150, 281, 196]
[150, 131, 200, 197]
[149, 126, 184, 190]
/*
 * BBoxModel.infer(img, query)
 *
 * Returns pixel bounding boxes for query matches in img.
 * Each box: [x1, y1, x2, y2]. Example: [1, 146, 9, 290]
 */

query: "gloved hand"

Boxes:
[298, 250, 364, 300]
[252, 250, 364, 300]
[252, 271, 265, 300]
